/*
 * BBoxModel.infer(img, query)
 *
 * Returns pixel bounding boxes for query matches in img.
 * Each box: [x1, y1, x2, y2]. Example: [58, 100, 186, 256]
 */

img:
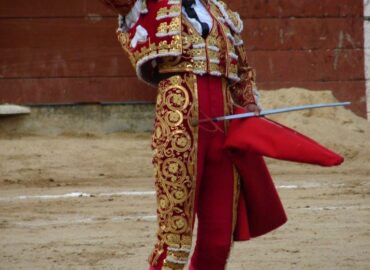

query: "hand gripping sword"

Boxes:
[192, 102, 351, 126]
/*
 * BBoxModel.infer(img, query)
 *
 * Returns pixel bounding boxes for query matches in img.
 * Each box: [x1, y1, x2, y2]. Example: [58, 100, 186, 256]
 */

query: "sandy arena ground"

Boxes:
[0, 88, 369, 269]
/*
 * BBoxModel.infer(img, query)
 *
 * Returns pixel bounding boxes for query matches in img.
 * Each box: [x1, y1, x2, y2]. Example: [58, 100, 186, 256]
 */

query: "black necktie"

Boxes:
[183, 0, 210, 38]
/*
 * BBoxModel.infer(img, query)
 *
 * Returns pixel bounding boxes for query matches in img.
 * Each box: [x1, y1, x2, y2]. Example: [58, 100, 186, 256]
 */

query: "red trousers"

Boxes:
[150, 75, 235, 270]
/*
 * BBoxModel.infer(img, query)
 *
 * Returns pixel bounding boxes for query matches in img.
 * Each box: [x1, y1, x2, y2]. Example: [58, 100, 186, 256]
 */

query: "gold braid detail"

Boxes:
[149, 74, 198, 269]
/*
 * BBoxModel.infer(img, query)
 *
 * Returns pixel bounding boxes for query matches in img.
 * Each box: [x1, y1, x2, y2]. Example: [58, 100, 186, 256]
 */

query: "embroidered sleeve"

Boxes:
[230, 35, 261, 107]
[210, 0, 243, 33]
[212, 0, 259, 107]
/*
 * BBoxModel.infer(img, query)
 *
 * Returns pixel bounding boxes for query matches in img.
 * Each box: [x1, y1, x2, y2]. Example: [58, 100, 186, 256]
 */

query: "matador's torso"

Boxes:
[113, 0, 257, 105]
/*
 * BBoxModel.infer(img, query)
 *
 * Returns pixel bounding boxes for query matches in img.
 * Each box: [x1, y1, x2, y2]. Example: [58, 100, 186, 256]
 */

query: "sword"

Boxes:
[192, 102, 351, 126]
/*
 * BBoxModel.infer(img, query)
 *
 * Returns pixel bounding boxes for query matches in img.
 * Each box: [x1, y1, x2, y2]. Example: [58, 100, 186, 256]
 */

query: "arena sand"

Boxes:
[0, 88, 369, 270]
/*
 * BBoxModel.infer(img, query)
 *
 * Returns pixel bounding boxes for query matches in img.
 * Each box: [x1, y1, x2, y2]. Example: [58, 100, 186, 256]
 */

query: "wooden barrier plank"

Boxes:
[0, 0, 114, 18]
[0, 0, 362, 18]
[0, 47, 136, 77]
[0, 18, 118, 49]
[0, 17, 363, 50]
[0, 77, 365, 117]
[248, 49, 364, 82]
[243, 18, 363, 50]
[0, 48, 363, 82]
[0, 18, 364, 80]
[0, 77, 155, 104]
[229, 0, 363, 18]
[0, 17, 134, 77]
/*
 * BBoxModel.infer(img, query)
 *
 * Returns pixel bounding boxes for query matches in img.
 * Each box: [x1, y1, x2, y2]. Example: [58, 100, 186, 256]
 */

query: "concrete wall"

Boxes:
[0, 104, 155, 136]
[0, 0, 367, 118]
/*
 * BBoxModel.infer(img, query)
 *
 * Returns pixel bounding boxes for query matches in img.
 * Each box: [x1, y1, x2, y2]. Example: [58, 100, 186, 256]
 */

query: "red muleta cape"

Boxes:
[225, 107, 344, 241]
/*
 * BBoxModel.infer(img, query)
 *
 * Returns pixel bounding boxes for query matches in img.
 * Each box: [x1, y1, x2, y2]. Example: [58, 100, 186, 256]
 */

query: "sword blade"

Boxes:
[195, 102, 351, 125]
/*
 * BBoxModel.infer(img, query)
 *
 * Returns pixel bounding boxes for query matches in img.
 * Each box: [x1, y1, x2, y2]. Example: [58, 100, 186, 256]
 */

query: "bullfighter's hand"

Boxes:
[246, 103, 261, 115]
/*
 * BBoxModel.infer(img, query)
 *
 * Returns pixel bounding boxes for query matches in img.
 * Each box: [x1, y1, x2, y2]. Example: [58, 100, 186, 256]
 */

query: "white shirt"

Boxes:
[182, 0, 213, 35]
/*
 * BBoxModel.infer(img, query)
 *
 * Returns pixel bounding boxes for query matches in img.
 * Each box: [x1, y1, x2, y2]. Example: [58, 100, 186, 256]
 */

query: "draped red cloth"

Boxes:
[226, 107, 344, 240]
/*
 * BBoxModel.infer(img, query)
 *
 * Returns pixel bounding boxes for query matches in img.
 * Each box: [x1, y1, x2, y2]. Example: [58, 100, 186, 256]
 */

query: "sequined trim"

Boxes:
[210, 0, 244, 34]
[157, 13, 242, 82]
[156, 5, 181, 20]
[156, 17, 182, 37]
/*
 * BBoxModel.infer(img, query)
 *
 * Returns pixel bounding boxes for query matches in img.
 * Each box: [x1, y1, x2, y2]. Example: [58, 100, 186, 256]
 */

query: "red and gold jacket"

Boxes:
[103, 0, 258, 106]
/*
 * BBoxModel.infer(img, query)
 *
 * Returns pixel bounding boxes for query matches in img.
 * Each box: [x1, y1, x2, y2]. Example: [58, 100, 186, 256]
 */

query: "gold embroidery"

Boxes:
[209, 62, 225, 74]
[117, 32, 136, 67]
[157, 7, 168, 18]
[156, 5, 181, 20]
[149, 74, 199, 269]
[157, 22, 169, 36]
[189, 35, 204, 46]
[234, 33, 244, 46]
[116, 0, 246, 86]
[154, 11, 241, 81]
[229, 63, 238, 74]
[156, 17, 181, 37]
[208, 49, 220, 59]
[158, 61, 194, 74]
[227, 9, 243, 31]
[163, 261, 186, 270]
[190, 48, 207, 58]
[193, 60, 207, 72]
